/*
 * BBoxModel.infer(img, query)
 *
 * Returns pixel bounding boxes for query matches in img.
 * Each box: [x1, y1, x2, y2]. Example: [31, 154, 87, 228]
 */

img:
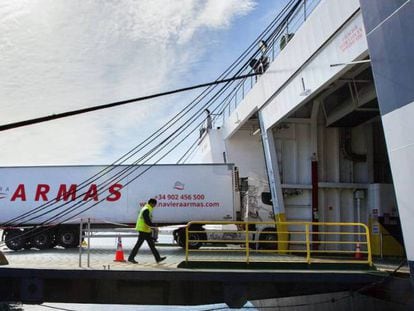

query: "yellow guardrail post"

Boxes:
[363, 223, 373, 266]
[275, 214, 289, 253]
[245, 222, 250, 264]
[305, 223, 311, 264]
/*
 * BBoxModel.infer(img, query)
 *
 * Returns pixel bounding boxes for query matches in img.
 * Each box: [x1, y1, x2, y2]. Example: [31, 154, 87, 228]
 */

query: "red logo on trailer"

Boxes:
[173, 181, 185, 191]
[5, 183, 123, 202]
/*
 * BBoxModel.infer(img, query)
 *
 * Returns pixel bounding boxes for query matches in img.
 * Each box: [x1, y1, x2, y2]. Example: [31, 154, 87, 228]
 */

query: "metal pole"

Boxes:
[311, 158, 319, 250]
[258, 110, 286, 217]
[245, 222, 250, 264]
[185, 224, 189, 262]
[78, 218, 83, 268]
[87, 218, 91, 268]
[357, 198, 361, 242]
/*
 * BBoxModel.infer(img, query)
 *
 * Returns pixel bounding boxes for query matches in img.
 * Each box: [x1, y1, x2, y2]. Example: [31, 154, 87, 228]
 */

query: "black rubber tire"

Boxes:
[32, 230, 53, 250]
[177, 227, 205, 249]
[23, 241, 32, 250]
[5, 230, 25, 251]
[58, 228, 79, 248]
[259, 227, 278, 250]
[49, 235, 59, 248]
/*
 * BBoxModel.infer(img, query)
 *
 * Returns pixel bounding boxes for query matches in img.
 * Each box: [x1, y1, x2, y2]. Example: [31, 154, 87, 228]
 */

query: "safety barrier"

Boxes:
[185, 221, 372, 266]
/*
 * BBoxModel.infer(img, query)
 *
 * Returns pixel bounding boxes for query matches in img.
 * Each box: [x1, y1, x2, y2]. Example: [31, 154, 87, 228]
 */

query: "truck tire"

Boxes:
[32, 229, 54, 250]
[24, 241, 33, 250]
[176, 226, 206, 249]
[49, 235, 59, 248]
[5, 230, 25, 251]
[259, 227, 278, 250]
[58, 227, 79, 248]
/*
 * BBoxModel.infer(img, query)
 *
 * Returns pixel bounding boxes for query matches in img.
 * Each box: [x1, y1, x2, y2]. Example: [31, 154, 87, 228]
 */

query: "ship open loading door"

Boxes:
[270, 62, 405, 257]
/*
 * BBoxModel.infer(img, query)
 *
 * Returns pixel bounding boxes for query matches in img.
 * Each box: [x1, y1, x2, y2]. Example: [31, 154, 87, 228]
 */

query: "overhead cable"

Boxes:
[0, 0, 300, 246]
[0, 73, 259, 132]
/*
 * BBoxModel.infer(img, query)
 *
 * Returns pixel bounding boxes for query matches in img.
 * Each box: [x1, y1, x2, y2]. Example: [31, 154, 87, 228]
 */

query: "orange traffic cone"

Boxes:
[114, 235, 126, 262]
[354, 242, 362, 260]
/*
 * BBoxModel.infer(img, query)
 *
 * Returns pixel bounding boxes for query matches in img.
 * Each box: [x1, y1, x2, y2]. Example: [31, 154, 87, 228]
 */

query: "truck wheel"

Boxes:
[24, 241, 33, 250]
[188, 232, 205, 249]
[176, 227, 205, 249]
[5, 230, 25, 251]
[49, 235, 59, 248]
[259, 228, 278, 250]
[58, 228, 79, 248]
[32, 230, 53, 250]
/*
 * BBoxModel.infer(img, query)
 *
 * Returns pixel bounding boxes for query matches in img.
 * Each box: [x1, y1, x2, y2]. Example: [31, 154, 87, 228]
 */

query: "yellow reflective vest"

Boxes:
[135, 203, 153, 233]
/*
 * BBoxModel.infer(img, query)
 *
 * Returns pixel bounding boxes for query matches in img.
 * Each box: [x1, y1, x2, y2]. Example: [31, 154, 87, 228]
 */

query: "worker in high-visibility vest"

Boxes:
[128, 198, 166, 264]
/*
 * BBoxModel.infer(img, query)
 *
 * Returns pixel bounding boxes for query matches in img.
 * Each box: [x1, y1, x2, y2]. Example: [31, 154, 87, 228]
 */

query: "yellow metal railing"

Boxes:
[185, 221, 372, 266]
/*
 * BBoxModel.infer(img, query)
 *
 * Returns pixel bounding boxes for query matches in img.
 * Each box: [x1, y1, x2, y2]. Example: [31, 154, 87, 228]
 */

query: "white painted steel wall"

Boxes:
[260, 12, 367, 132]
[223, 0, 365, 138]
[272, 119, 372, 224]
[382, 102, 414, 261]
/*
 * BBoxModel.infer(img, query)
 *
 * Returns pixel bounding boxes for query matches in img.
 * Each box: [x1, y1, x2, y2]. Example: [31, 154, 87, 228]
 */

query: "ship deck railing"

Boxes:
[218, 0, 321, 125]
[184, 221, 373, 267]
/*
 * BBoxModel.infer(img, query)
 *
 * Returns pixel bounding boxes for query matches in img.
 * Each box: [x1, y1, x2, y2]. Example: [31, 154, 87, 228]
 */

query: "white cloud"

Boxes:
[0, 0, 255, 166]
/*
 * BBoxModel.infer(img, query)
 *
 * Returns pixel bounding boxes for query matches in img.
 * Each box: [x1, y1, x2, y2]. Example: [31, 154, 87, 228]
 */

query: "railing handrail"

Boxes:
[185, 220, 372, 266]
[216, 0, 321, 127]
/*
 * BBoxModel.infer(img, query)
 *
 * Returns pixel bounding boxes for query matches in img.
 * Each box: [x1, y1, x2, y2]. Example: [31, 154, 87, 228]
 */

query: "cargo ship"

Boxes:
[192, 0, 414, 287]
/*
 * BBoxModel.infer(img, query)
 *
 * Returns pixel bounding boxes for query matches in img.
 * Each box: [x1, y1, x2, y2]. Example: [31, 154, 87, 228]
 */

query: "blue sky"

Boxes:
[0, 0, 289, 166]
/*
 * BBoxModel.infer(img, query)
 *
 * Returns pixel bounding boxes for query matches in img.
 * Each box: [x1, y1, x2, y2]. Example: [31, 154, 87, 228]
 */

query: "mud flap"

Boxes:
[0, 251, 8, 265]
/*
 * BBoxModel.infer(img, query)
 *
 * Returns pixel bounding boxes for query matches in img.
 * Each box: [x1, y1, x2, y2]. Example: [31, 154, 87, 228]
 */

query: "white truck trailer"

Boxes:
[0, 164, 276, 251]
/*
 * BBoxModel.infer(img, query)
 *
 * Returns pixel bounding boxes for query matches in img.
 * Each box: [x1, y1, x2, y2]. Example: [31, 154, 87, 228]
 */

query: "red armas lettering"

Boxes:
[9, 183, 123, 202]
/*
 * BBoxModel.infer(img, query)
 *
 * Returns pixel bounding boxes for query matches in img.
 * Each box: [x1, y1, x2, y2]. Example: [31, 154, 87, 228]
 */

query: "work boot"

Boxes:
[156, 256, 166, 263]
[128, 258, 138, 264]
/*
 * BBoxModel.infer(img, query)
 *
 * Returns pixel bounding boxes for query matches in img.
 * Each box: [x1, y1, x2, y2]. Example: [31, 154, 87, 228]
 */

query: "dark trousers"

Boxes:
[129, 231, 161, 261]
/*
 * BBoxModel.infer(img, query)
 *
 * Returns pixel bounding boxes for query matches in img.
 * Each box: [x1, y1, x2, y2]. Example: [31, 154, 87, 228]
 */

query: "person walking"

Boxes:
[128, 198, 166, 264]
